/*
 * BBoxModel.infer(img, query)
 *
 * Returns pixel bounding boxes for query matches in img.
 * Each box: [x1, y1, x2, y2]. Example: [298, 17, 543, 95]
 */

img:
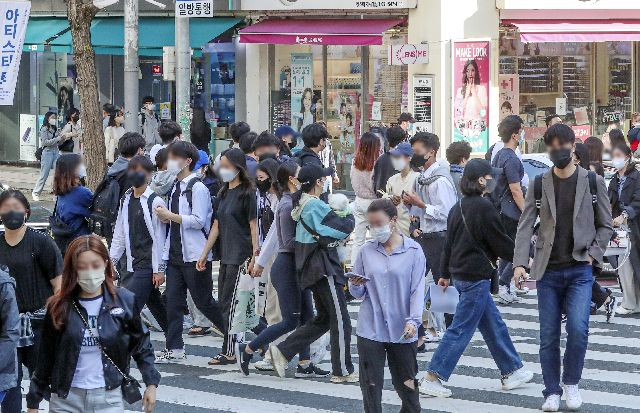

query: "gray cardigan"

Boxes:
[0, 267, 19, 392]
[40, 126, 61, 153]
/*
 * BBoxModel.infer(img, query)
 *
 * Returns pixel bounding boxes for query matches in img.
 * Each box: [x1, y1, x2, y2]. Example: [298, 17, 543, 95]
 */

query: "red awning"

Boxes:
[239, 18, 403, 46]
[506, 19, 640, 43]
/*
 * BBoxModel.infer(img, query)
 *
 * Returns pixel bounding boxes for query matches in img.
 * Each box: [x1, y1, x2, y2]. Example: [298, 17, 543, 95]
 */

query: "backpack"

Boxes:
[89, 171, 126, 238]
[533, 170, 597, 215]
[181, 177, 209, 239]
[258, 194, 275, 241]
[139, 111, 159, 128]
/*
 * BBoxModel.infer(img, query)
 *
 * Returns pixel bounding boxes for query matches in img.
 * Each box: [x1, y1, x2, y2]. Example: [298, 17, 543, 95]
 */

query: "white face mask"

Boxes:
[49, 118, 57, 126]
[166, 159, 183, 173]
[77, 164, 87, 179]
[612, 157, 628, 170]
[219, 167, 239, 183]
[146, 103, 156, 111]
[371, 224, 392, 244]
[322, 178, 330, 194]
[77, 267, 106, 294]
[391, 157, 407, 172]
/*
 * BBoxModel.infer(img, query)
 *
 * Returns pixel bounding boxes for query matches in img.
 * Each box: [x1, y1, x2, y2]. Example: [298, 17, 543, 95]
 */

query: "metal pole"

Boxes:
[176, 16, 191, 141]
[123, 0, 139, 132]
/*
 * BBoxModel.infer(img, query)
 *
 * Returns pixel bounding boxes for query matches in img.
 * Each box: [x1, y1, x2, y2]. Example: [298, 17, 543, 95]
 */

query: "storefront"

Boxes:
[240, 0, 415, 189]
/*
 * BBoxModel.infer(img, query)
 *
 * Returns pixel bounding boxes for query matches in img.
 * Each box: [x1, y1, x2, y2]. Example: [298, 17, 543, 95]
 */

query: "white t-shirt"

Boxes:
[71, 296, 106, 389]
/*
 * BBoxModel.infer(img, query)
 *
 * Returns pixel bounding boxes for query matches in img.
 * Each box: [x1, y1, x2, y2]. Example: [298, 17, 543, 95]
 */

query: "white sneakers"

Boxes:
[418, 377, 452, 398]
[330, 372, 359, 383]
[268, 345, 289, 378]
[154, 348, 187, 364]
[615, 304, 639, 315]
[501, 368, 534, 390]
[564, 384, 583, 411]
[541, 394, 560, 412]
[254, 358, 274, 371]
[31, 192, 40, 202]
[495, 285, 515, 305]
[540, 385, 582, 412]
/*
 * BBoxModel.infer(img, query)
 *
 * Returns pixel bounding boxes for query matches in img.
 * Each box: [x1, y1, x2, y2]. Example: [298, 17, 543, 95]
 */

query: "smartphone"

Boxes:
[345, 272, 370, 281]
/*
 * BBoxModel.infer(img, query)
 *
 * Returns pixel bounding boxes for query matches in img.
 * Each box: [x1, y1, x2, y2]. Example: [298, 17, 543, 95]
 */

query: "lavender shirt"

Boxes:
[349, 236, 426, 343]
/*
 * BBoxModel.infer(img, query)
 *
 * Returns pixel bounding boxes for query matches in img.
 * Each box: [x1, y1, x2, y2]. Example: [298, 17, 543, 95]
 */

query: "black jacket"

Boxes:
[608, 165, 640, 264]
[26, 288, 160, 409]
[294, 147, 324, 170]
[372, 152, 395, 198]
[441, 195, 514, 282]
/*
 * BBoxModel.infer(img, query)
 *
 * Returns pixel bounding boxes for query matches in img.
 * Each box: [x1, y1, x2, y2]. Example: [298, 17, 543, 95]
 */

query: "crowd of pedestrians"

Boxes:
[2, 105, 640, 413]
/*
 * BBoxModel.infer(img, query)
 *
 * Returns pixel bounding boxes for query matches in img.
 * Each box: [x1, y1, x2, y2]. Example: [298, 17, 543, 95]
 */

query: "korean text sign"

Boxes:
[175, 0, 213, 17]
[290, 53, 314, 133]
[0, 1, 30, 106]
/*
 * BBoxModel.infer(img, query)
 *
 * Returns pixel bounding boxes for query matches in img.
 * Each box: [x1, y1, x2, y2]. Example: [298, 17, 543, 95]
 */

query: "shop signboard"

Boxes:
[242, 0, 417, 10]
[412, 74, 433, 133]
[452, 40, 490, 152]
[0, 1, 30, 106]
[160, 102, 171, 120]
[175, 0, 213, 17]
[19, 114, 37, 161]
[388, 44, 429, 65]
[499, 74, 518, 121]
[290, 53, 314, 133]
[597, 105, 624, 125]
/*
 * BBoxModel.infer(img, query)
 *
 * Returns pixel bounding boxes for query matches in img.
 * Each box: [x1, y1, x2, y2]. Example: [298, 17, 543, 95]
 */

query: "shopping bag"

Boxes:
[310, 333, 330, 365]
[230, 269, 260, 334]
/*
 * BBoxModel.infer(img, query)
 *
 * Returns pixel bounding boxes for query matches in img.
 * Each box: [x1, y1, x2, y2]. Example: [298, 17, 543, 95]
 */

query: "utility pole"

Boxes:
[175, 16, 191, 141]
[123, 0, 139, 132]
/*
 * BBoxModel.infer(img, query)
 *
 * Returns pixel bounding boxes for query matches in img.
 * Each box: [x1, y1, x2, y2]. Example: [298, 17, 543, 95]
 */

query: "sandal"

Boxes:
[188, 326, 211, 337]
[208, 353, 236, 365]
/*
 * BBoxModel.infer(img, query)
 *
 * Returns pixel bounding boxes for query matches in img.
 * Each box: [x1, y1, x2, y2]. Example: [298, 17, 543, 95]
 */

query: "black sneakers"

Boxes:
[294, 363, 330, 378]
[235, 343, 253, 376]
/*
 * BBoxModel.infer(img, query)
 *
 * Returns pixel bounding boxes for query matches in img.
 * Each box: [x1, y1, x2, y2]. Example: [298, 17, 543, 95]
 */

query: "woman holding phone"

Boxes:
[349, 198, 425, 413]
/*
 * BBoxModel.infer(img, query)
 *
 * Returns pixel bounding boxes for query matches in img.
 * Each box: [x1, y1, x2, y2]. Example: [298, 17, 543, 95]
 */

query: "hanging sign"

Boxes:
[19, 114, 37, 161]
[160, 102, 171, 120]
[412, 75, 433, 133]
[0, 1, 30, 106]
[175, 0, 213, 17]
[499, 74, 519, 121]
[242, 0, 417, 10]
[290, 53, 315, 133]
[388, 44, 429, 65]
[452, 40, 490, 152]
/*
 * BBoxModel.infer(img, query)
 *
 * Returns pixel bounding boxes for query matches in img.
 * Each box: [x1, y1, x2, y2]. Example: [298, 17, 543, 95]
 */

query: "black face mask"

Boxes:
[484, 178, 497, 193]
[549, 148, 573, 169]
[258, 153, 277, 162]
[257, 179, 271, 193]
[410, 153, 429, 169]
[1, 210, 26, 230]
[128, 171, 147, 188]
[288, 136, 298, 150]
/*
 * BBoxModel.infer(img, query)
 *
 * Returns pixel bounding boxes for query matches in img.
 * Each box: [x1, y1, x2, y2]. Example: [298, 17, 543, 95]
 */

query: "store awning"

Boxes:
[239, 18, 404, 46]
[506, 19, 640, 43]
[49, 17, 242, 54]
[23, 18, 70, 52]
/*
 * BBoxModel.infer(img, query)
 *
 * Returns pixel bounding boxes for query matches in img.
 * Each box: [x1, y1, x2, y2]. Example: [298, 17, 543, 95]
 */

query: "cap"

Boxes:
[275, 125, 301, 139]
[398, 112, 416, 123]
[389, 142, 413, 157]
[462, 159, 502, 181]
[193, 150, 210, 170]
[297, 164, 331, 186]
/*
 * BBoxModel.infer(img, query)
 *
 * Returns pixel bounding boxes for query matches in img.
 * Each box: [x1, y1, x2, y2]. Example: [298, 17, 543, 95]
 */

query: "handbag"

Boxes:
[72, 302, 142, 404]
[35, 146, 43, 161]
[458, 200, 499, 294]
[58, 138, 74, 152]
[49, 198, 76, 238]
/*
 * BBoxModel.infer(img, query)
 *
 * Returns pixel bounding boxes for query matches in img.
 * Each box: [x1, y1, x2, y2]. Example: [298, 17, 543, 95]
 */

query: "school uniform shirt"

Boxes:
[110, 187, 168, 273]
[162, 173, 213, 263]
[385, 171, 419, 236]
[70, 295, 105, 389]
[349, 236, 426, 343]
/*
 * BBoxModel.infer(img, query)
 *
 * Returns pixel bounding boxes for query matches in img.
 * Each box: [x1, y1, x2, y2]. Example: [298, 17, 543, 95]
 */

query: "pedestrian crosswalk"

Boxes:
[23, 287, 640, 413]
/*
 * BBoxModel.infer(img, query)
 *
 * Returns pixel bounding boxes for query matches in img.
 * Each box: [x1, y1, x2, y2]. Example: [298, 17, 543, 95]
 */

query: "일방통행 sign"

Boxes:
[0, 1, 30, 106]
[175, 0, 213, 17]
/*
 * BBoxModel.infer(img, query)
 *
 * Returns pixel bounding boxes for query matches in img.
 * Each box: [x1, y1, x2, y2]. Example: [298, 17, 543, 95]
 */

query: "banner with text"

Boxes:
[452, 40, 490, 152]
[291, 53, 314, 133]
[0, 1, 30, 105]
[499, 74, 519, 121]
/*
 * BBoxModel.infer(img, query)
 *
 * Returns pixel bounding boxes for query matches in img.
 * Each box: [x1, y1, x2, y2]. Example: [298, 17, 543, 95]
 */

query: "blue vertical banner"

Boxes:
[0, 1, 30, 105]
[290, 53, 314, 133]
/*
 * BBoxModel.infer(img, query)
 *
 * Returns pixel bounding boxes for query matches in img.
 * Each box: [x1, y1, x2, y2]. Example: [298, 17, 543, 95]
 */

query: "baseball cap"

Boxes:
[297, 164, 331, 186]
[193, 150, 210, 170]
[389, 142, 413, 157]
[398, 112, 416, 123]
[462, 159, 502, 181]
[275, 125, 301, 139]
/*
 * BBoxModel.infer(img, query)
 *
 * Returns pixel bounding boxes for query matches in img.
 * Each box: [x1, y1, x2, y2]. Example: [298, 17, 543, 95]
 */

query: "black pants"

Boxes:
[1, 322, 42, 413]
[416, 231, 446, 282]
[123, 268, 168, 332]
[498, 214, 519, 287]
[165, 261, 225, 350]
[278, 276, 354, 376]
[219, 263, 267, 357]
[358, 337, 420, 413]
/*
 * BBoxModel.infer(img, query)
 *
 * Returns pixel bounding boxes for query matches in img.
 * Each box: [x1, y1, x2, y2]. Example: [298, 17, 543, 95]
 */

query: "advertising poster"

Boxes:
[499, 74, 519, 121]
[290, 53, 314, 133]
[452, 40, 490, 152]
[0, 2, 31, 105]
[19, 114, 37, 161]
[413, 74, 433, 133]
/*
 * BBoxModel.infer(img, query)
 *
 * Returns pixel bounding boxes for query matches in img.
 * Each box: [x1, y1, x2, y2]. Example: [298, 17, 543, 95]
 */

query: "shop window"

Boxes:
[594, 41, 632, 137]
[210, 50, 236, 128]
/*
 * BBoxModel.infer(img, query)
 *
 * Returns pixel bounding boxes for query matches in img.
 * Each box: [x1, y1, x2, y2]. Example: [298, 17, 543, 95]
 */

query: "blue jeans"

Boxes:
[33, 149, 59, 195]
[249, 252, 313, 360]
[428, 279, 523, 381]
[537, 264, 592, 397]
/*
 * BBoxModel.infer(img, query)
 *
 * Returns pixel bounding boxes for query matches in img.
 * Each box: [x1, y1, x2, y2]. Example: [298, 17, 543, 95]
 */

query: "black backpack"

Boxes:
[533, 170, 597, 214]
[89, 171, 126, 238]
[181, 177, 209, 239]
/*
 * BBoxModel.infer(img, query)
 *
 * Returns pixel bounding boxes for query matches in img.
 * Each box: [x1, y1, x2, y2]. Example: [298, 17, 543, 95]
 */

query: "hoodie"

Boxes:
[628, 126, 640, 152]
[150, 169, 179, 198]
[0, 267, 19, 392]
[106, 156, 131, 199]
[291, 193, 355, 289]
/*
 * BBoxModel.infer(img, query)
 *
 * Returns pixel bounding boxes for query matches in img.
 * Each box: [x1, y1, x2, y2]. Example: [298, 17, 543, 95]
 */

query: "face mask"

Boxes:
[408, 123, 415, 133]
[518, 130, 526, 146]
[484, 178, 497, 193]
[288, 136, 298, 150]
[549, 148, 573, 169]
[410, 153, 429, 169]
[1, 210, 26, 230]
[322, 178, 330, 194]
[612, 157, 628, 170]
[49, 118, 56, 126]
[290, 177, 302, 191]
[391, 157, 407, 172]
[77, 164, 87, 179]
[128, 171, 147, 188]
[219, 167, 239, 183]
[371, 224, 392, 244]
[146, 103, 156, 111]
[256, 179, 271, 193]
[115, 116, 124, 124]
[166, 159, 183, 173]
[77, 267, 106, 294]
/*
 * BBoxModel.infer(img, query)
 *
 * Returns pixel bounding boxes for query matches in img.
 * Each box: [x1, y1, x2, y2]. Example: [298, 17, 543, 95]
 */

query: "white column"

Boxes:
[176, 16, 191, 140]
[123, 0, 139, 132]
